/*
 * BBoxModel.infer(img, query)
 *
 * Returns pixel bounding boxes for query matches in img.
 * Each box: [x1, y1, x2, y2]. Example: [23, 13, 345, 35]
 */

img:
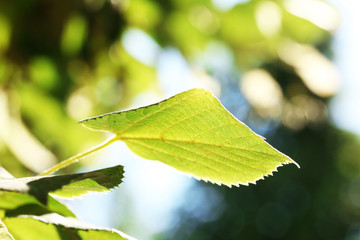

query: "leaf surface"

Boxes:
[4, 214, 134, 240]
[0, 191, 75, 217]
[0, 219, 15, 240]
[0, 165, 124, 204]
[80, 89, 298, 186]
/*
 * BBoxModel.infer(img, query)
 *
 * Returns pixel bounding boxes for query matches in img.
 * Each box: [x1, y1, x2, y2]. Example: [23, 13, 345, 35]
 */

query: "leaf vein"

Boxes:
[165, 140, 264, 173]
[125, 140, 222, 175]
[117, 92, 204, 135]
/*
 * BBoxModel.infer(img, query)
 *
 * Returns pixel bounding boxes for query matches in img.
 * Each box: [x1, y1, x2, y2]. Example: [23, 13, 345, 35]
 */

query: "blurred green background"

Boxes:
[1, 0, 359, 239]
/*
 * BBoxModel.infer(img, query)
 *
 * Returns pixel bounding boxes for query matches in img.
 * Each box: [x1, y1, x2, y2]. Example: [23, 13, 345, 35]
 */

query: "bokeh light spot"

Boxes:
[278, 40, 341, 98]
[122, 28, 160, 66]
[255, 1, 282, 37]
[284, 0, 340, 31]
[241, 69, 283, 118]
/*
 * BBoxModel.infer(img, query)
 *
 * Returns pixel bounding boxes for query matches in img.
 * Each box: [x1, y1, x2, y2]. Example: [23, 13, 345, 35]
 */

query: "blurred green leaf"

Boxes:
[29, 57, 59, 90]
[125, 0, 161, 30]
[4, 214, 134, 240]
[0, 14, 11, 54]
[80, 89, 298, 186]
[18, 84, 99, 159]
[61, 14, 88, 56]
[0, 165, 124, 204]
[166, 12, 209, 55]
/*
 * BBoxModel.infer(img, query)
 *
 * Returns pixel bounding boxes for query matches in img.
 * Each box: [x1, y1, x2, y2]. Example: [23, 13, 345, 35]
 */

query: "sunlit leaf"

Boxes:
[0, 219, 15, 240]
[0, 168, 74, 217]
[0, 192, 75, 217]
[4, 214, 135, 240]
[0, 165, 124, 204]
[80, 88, 298, 187]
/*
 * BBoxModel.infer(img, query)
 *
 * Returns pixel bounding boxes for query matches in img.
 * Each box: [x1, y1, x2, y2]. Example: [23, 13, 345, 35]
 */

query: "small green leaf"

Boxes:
[80, 88, 299, 187]
[0, 167, 74, 217]
[0, 219, 15, 240]
[4, 214, 135, 240]
[0, 192, 75, 217]
[0, 165, 124, 204]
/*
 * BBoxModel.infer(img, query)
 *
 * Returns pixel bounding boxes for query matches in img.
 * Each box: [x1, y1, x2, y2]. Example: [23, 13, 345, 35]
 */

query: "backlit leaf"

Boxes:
[80, 89, 298, 187]
[0, 168, 75, 217]
[0, 219, 15, 240]
[0, 165, 124, 204]
[0, 192, 75, 217]
[4, 214, 134, 240]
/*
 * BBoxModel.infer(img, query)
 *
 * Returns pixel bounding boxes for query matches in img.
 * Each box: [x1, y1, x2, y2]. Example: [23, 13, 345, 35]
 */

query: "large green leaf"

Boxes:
[80, 88, 298, 186]
[0, 219, 15, 240]
[4, 214, 134, 240]
[0, 165, 124, 204]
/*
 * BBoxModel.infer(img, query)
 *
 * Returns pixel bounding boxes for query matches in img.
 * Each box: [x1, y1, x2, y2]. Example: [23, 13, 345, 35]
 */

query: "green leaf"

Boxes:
[0, 192, 75, 217]
[0, 165, 124, 204]
[4, 214, 134, 240]
[80, 88, 299, 187]
[0, 219, 15, 240]
[0, 167, 74, 217]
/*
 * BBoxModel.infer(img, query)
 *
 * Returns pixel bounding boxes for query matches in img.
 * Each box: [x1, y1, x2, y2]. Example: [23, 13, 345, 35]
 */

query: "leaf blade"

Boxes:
[80, 89, 298, 186]
[4, 214, 134, 240]
[0, 165, 125, 204]
[0, 219, 15, 240]
[0, 191, 75, 217]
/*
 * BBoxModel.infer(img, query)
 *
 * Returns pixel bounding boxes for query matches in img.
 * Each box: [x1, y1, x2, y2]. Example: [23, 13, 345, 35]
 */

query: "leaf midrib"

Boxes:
[122, 137, 289, 178]
[119, 136, 289, 161]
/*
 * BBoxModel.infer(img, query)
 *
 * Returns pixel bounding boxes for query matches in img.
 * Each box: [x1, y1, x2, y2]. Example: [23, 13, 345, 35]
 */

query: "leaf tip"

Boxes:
[292, 157, 300, 168]
[279, 152, 300, 169]
[278, 157, 300, 169]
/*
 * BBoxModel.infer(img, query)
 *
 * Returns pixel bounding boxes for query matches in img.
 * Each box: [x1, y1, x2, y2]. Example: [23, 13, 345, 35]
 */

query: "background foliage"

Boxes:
[0, 0, 359, 239]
